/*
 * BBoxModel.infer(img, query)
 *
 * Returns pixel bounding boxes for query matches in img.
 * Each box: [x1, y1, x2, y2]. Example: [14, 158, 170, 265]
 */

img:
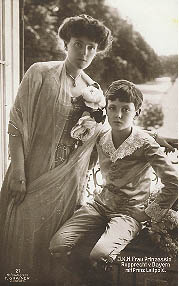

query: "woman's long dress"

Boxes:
[0, 61, 100, 285]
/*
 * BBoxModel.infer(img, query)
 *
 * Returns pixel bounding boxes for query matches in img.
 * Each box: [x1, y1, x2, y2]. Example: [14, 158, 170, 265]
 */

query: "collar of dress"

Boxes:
[99, 126, 147, 162]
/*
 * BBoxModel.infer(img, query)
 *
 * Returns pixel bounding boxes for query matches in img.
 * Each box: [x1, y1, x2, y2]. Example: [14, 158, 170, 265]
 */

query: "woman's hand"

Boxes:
[155, 135, 177, 153]
[9, 170, 26, 204]
[146, 130, 177, 152]
[8, 133, 26, 204]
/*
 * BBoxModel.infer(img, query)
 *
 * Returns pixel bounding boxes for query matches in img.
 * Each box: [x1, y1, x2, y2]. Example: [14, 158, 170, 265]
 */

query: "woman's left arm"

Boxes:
[145, 130, 177, 152]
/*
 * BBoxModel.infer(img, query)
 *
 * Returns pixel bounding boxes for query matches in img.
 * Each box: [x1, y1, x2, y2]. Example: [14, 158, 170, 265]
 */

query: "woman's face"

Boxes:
[66, 37, 98, 70]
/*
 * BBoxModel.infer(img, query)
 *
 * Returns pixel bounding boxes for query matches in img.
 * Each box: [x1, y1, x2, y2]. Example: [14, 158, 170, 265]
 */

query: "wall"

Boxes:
[0, 0, 20, 186]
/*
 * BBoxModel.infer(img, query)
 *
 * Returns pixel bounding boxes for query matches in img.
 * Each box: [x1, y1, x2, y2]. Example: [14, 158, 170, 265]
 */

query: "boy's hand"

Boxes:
[125, 206, 150, 222]
[150, 221, 167, 234]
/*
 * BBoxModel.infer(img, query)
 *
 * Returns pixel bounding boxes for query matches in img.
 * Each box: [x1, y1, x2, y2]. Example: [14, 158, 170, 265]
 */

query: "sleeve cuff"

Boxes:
[145, 202, 168, 222]
[8, 121, 20, 136]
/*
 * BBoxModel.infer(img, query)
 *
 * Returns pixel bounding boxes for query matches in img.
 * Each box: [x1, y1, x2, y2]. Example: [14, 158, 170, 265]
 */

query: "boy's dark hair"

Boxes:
[105, 80, 143, 110]
[58, 14, 112, 52]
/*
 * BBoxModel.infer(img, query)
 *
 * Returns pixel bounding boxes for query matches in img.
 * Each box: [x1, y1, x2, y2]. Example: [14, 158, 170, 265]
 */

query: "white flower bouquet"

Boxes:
[82, 82, 106, 124]
[82, 82, 106, 110]
[71, 83, 106, 142]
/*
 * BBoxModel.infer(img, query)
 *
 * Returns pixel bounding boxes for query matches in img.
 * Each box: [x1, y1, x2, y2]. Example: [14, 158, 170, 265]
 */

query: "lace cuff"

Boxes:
[71, 114, 97, 142]
[145, 202, 168, 222]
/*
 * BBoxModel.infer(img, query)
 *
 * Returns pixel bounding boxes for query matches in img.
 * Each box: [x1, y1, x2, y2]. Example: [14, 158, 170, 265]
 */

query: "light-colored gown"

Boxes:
[0, 61, 101, 284]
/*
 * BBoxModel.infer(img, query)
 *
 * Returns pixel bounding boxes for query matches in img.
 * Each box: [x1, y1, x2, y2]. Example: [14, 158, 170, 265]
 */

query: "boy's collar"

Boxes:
[99, 126, 146, 162]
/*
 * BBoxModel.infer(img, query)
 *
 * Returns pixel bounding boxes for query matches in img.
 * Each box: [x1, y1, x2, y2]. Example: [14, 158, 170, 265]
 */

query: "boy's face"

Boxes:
[107, 99, 137, 131]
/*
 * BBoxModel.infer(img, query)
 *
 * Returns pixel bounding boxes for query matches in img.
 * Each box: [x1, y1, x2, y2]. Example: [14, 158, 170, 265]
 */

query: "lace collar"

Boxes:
[99, 127, 146, 162]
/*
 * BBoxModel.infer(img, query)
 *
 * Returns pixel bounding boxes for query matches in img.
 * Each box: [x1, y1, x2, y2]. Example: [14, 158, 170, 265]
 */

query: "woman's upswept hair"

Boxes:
[58, 14, 112, 52]
[105, 80, 143, 110]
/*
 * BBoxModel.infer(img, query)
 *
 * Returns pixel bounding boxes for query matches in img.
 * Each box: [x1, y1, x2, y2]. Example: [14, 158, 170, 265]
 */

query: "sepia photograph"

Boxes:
[0, 0, 178, 285]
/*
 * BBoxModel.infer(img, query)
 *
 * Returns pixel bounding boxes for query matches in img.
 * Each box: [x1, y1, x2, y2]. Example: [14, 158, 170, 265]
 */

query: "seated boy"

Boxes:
[50, 80, 178, 285]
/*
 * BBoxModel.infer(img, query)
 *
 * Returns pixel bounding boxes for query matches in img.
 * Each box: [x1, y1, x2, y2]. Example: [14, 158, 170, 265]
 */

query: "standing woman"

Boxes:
[0, 14, 112, 285]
